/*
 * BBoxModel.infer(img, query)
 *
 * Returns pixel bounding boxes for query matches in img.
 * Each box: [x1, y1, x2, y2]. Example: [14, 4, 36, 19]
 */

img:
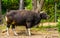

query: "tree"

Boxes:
[32, 0, 44, 12]
[38, 0, 44, 12]
[19, 0, 24, 10]
[0, 0, 2, 16]
[54, 0, 59, 22]
[0, 0, 2, 24]
[32, 0, 37, 11]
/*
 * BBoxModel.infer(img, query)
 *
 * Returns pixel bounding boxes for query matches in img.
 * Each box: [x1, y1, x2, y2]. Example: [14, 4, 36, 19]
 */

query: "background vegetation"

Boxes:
[0, 0, 60, 33]
[1, 0, 60, 22]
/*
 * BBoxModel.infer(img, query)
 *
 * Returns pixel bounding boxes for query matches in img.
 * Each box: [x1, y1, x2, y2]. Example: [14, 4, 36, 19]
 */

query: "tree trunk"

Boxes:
[39, 0, 44, 11]
[36, 0, 44, 12]
[0, 0, 2, 24]
[36, 0, 44, 27]
[32, 0, 37, 11]
[54, 2, 57, 22]
[0, 0, 1, 15]
[19, 0, 24, 10]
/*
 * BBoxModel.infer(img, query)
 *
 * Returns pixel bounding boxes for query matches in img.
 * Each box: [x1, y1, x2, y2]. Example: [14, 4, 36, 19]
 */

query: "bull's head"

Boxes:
[40, 11, 49, 19]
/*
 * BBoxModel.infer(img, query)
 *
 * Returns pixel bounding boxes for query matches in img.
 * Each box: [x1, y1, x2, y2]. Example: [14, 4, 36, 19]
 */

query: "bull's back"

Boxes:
[6, 10, 37, 25]
[13, 11, 34, 24]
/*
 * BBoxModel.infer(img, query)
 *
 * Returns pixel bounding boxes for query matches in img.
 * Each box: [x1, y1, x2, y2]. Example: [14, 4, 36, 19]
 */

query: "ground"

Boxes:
[0, 22, 59, 38]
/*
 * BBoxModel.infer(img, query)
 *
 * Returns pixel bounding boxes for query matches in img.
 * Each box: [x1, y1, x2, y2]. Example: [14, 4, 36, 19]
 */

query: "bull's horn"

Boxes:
[40, 11, 45, 13]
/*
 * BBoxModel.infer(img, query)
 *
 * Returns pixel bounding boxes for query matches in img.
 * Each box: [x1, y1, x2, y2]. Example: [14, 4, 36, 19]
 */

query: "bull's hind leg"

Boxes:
[5, 16, 10, 36]
[12, 24, 18, 36]
[6, 24, 10, 36]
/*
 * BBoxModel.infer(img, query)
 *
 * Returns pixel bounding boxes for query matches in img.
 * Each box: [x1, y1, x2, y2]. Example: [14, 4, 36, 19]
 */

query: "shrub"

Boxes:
[57, 17, 60, 32]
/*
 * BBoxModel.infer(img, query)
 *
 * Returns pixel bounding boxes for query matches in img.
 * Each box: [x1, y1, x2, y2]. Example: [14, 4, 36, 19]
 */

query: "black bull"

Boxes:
[5, 10, 49, 36]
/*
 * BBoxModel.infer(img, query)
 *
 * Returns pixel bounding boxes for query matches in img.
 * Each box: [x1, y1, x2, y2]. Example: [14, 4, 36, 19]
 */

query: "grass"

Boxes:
[0, 25, 6, 30]
[31, 25, 57, 31]
[0, 24, 58, 32]
[0, 25, 58, 35]
[39, 25, 57, 29]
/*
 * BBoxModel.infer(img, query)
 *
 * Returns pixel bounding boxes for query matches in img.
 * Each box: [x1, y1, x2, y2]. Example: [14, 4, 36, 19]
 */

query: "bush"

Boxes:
[24, 0, 32, 10]
[57, 17, 60, 32]
[2, 0, 19, 10]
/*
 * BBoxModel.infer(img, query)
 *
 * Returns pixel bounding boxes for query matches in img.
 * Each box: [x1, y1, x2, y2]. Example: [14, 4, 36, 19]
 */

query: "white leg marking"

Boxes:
[12, 29, 18, 36]
[6, 28, 9, 36]
[27, 28, 31, 36]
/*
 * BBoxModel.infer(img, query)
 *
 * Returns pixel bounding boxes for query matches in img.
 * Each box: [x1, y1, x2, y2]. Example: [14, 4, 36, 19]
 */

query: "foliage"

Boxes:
[2, 0, 19, 10]
[24, 0, 32, 10]
[57, 18, 60, 32]
[42, 0, 60, 22]
[2, 0, 19, 14]
[45, 0, 54, 4]
[57, 0, 60, 9]
[1, 0, 60, 22]
[2, 0, 33, 14]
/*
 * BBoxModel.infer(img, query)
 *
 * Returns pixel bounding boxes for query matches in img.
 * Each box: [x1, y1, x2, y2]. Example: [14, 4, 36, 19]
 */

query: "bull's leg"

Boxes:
[6, 24, 10, 36]
[12, 24, 18, 36]
[26, 22, 31, 36]
[26, 28, 31, 36]
[5, 16, 10, 36]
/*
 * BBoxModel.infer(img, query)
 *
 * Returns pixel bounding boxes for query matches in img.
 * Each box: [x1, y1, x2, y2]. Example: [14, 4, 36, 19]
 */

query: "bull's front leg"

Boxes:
[12, 24, 18, 36]
[26, 28, 31, 36]
[26, 22, 31, 36]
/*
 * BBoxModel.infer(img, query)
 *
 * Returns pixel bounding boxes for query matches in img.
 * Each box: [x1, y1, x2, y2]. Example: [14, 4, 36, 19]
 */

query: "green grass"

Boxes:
[39, 25, 57, 29]
[31, 25, 58, 31]
[0, 26, 6, 30]
[0, 25, 57, 31]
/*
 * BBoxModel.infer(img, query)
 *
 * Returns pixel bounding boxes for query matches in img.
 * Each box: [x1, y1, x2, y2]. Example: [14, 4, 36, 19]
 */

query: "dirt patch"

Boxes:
[0, 22, 59, 38]
[0, 28, 59, 38]
[39, 22, 57, 26]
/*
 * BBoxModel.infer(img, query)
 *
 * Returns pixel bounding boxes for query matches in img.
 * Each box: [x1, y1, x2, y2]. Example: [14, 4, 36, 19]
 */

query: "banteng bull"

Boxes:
[5, 10, 49, 36]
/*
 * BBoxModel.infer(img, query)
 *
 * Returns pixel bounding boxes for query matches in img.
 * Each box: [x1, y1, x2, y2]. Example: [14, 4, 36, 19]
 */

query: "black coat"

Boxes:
[6, 10, 48, 28]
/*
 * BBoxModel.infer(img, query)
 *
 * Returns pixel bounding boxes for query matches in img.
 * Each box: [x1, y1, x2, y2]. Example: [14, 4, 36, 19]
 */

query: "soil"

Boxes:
[0, 28, 59, 38]
[0, 22, 59, 38]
